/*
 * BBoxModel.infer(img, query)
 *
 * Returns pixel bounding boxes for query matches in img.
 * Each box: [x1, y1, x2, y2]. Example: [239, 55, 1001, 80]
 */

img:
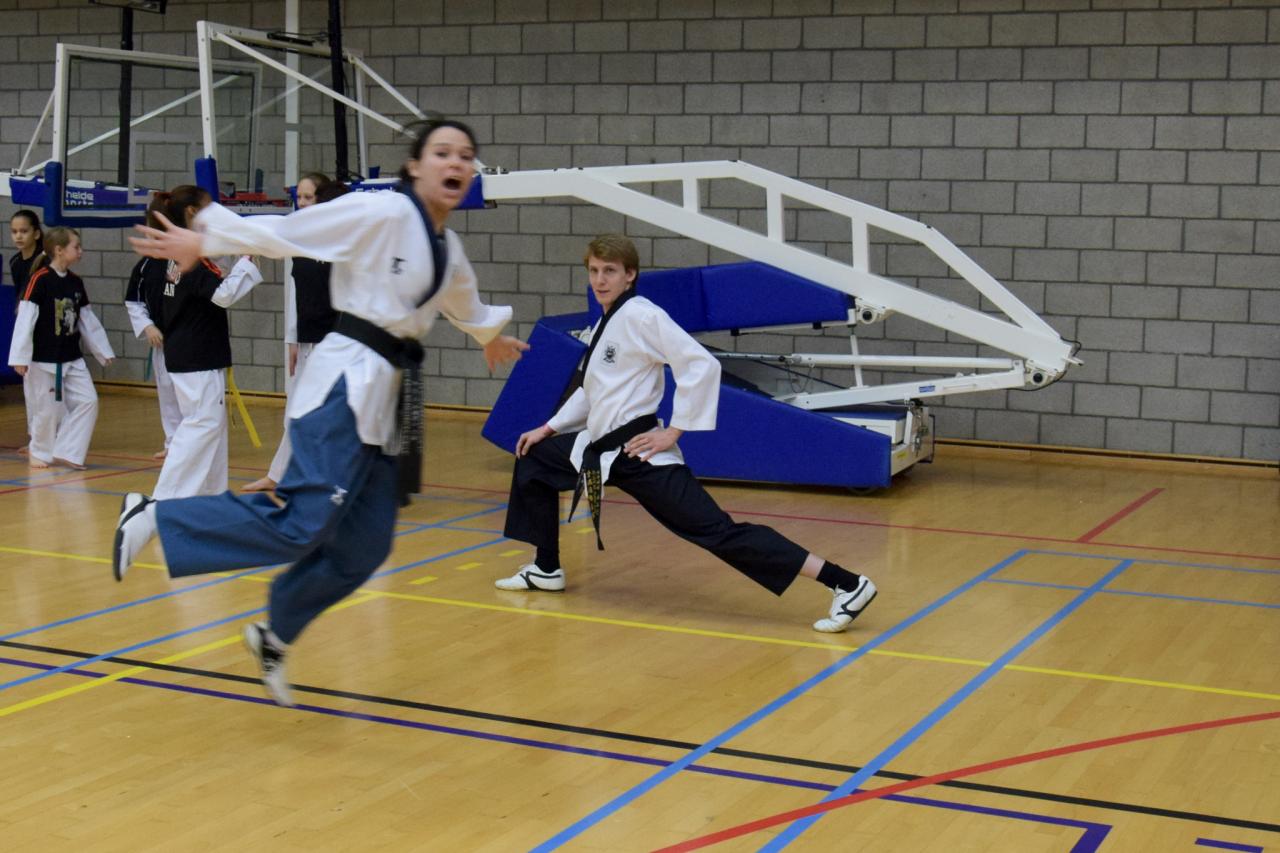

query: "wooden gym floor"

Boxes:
[0, 386, 1275, 852]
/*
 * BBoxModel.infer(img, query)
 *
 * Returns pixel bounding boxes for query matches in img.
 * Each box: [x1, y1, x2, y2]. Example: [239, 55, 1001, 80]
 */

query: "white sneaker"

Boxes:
[494, 564, 566, 592]
[243, 622, 294, 707]
[813, 577, 877, 633]
[112, 493, 156, 581]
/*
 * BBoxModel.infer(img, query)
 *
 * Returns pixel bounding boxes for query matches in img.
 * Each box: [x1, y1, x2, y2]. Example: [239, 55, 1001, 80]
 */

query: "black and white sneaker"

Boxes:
[112, 492, 156, 582]
[813, 577, 878, 633]
[494, 564, 566, 592]
[242, 622, 294, 707]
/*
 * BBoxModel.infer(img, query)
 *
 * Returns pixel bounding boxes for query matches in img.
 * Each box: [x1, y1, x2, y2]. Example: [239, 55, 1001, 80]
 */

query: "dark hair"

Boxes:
[298, 172, 331, 195]
[145, 192, 168, 230]
[163, 184, 212, 228]
[315, 181, 350, 204]
[397, 118, 478, 183]
[10, 209, 43, 256]
[585, 234, 641, 281]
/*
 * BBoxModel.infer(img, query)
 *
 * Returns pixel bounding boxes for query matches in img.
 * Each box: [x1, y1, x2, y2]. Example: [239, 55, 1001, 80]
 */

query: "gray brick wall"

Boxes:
[1, 0, 1277, 462]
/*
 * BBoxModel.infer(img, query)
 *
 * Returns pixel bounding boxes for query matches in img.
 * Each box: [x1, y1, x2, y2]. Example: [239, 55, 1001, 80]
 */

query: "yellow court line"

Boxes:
[0, 544, 164, 571]
[4, 543, 1276, 707]
[498, 549, 525, 557]
[360, 588, 1280, 704]
[0, 634, 240, 719]
[454, 562, 483, 572]
[410, 575, 440, 586]
[0, 594, 376, 719]
[1003, 664, 1280, 702]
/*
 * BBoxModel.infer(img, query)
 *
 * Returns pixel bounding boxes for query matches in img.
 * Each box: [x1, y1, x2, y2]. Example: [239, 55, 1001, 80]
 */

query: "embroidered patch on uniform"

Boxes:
[331, 486, 348, 506]
[603, 343, 617, 364]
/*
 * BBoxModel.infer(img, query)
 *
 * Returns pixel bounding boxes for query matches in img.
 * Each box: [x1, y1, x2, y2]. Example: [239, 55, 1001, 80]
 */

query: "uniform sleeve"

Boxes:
[211, 256, 264, 308]
[639, 304, 720, 432]
[195, 192, 393, 263]
[547, 386, 590, 435]
[283, 259, 298, 344]
[8, 301, 37, 366]
[77, 305, 115, 364]
[125, 259, 154, 337]
[435, 238, 512, 346]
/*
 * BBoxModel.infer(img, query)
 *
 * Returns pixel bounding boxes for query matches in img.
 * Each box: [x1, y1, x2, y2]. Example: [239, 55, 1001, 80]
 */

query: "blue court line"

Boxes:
[438, 525, 505, 535]
[1195, 839, 1265, 853]
[760, 558, 1135, 852]
[986, 578, 1280, 610]
[1027, 549, 1280, 575]
[0, 530, 514, 697]
[0, 504, 505, 660]
[530, 549, 1032, 852]
[0, 653, 1114, 847]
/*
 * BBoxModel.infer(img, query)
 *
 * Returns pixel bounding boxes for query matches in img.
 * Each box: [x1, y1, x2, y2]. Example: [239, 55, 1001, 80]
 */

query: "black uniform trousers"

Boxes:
[503, 432, 806, 596]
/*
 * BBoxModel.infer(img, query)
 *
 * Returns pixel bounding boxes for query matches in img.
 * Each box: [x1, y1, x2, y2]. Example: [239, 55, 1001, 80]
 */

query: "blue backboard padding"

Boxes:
[459, 174, 486, 210]
[480, 321, 585, 453]
[10, 176, 45, 206]
[194, 157, 220, 201]
[586, 262, 849, 333]
[701, 262, 850, 329]
[483, 318, 891, 487]
[655, 369, 891, 488]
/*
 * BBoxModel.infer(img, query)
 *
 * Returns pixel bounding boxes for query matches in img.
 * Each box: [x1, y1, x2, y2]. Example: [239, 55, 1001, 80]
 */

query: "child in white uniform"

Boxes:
[7, 227, 115, 469]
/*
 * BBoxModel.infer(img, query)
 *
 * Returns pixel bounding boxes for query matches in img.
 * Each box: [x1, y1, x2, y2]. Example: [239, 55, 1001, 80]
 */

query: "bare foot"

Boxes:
[241, 476, 277, 493]
[53, 458, 87, 470]
[28, 457, 49, 469]
[152, 448, 167, 460]
[18, 445, 29, 456]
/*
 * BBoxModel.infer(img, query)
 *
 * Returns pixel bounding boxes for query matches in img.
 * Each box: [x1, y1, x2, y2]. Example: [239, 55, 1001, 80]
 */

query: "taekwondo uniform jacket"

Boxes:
[546, 295, 720, 483]
[8, 267, 114, 371]
[194, 190, 511, 451]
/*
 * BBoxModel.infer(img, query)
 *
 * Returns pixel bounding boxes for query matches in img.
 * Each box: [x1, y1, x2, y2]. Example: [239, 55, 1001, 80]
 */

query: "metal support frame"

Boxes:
[482, 161, 1078, 408]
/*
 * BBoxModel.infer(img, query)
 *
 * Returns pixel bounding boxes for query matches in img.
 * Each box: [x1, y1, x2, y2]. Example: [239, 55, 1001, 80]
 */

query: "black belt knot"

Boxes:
[333, 312, 426, 506]
[569, 414, 659, 550]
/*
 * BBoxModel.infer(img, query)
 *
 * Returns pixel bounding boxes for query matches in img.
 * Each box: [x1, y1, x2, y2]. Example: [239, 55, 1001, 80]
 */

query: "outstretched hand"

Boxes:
[483, 335, 530, 372]
[129, 211, 203, 273]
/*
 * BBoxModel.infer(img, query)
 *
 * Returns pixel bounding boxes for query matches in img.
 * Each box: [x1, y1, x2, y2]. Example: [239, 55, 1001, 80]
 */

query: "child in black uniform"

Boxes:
[8, 210, 44, 454]
[151, 185, 262, 499]
[124, 195, 181, 459]
[6, 226, 115, 469]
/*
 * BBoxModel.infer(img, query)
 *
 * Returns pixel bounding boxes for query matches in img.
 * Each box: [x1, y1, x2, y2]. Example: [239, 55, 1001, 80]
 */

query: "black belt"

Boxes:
[334, 312, 426, 507]
[569, 414, 659, 550]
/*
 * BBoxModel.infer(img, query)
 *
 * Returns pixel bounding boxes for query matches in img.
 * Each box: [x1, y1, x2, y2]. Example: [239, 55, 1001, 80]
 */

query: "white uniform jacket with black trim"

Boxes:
[194, 191, 511, 450]
[546, 295, 720, 483]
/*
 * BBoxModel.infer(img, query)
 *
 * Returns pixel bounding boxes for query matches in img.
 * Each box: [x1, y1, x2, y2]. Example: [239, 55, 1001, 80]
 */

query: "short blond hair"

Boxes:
[584, 234, 640, 277]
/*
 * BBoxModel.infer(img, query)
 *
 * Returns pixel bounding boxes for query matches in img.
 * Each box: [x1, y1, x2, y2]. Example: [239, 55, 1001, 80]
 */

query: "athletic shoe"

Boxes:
[494, 564, 566, 592]
[242, 622, 294, 707]
[813, 577, 877, 633]
[112, 493, 156, 582]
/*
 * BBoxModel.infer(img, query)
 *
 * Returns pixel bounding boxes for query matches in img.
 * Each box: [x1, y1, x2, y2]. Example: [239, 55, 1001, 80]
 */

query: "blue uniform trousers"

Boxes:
[156, 377, 398, 644]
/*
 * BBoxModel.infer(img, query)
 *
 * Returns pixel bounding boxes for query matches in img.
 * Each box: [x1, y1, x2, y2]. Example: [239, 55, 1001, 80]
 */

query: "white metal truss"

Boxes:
[481, 162, 1079, 409]
[195, 21, 435, 179]
[1, 43, 259, 206]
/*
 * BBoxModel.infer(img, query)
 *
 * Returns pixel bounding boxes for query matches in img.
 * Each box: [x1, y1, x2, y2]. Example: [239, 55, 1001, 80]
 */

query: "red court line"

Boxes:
[1076, 488, 1164, 543]
[418, 481, 1280, 563]
[654, 709, 1280, 852]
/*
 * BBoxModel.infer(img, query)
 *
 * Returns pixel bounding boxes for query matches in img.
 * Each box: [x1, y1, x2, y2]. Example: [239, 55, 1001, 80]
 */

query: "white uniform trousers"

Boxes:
[152, 347, 182, 450]
[153, 369, 228, 499]
[266, 341, 315, 483]
[26, 359, 99, 466]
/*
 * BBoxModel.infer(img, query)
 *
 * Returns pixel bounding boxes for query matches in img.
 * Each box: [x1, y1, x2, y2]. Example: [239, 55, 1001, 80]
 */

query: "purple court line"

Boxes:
[1195, 839, 1265, 852]
[0, 654, 1112, 845]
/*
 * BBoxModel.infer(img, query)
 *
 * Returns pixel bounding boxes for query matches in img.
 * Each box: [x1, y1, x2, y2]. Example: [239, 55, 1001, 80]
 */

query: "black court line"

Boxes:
[4, 638, 1276, 835]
